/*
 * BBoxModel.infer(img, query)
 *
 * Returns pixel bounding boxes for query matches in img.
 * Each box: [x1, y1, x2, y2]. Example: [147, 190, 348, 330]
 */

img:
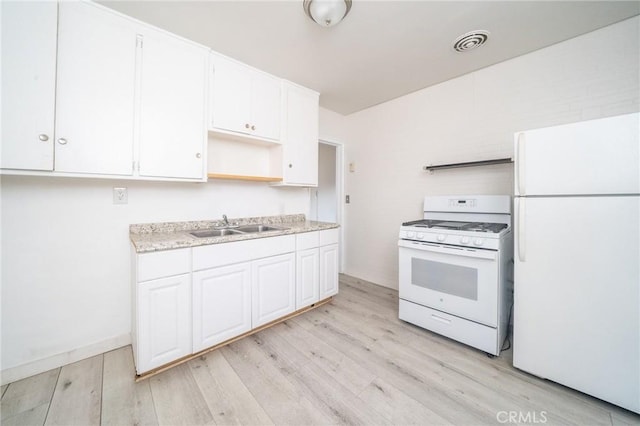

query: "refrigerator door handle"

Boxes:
[516, 132, 526, 196]
[517, 198, 526, 262]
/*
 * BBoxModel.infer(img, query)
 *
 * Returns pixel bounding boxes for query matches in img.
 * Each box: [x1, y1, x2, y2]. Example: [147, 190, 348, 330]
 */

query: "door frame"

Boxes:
[316, 138, 345, 273]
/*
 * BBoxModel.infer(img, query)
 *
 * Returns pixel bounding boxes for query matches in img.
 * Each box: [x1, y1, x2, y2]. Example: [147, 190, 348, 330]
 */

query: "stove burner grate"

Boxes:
[401, 219, 507, 233]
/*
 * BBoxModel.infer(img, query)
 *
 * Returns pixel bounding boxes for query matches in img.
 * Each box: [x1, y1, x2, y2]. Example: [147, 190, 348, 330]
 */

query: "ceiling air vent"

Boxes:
[453, 30, 490, 52]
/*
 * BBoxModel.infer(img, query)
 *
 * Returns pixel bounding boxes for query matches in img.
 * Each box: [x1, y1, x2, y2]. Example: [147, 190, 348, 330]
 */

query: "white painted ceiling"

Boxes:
[100, 1, 640, 115]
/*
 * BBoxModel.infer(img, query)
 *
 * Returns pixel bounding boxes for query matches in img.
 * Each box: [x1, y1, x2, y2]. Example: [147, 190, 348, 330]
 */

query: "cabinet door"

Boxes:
[210, 54, 252, 134]
[55, 2, 136, 175]
[137, 274, 191, 374]
[296, 248, 319, 309]
[138, 30, 208, 180]
[1, 1, 57, 171]
[250, 72, 281, 141]
[515, 113, 639, 197]
[319, 244, 339, 299]
[193, 263, 251, 352]
[252, 253, 295, 327]
[282, 83, 319, 186]
[513, 196, 639, 412]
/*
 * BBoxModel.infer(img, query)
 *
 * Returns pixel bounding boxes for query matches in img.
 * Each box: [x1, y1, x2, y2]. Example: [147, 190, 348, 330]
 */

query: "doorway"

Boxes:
[310, 140, 344, 271]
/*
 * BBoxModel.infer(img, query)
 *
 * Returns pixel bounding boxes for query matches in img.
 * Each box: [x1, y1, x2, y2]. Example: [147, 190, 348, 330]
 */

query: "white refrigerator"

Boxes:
[513, 112, 640, 414]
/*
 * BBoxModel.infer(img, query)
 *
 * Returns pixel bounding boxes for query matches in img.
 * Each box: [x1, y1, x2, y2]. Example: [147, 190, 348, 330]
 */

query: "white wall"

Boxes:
[343, 17, 640, 289]
[319, 107, 348, 143]
[0, 175, 308, 380]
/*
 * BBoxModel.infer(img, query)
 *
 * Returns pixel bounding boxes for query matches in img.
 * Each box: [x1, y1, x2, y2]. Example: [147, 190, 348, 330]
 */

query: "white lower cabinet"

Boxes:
[133, 229, 337, 375]
[295, 228, 339, 309]
[252, 253, 296, 327]
[136, 274, 191, 374]
[320, 243, 339, 299]
[296, 248, 320, 308]
[192, 263, 251, 352]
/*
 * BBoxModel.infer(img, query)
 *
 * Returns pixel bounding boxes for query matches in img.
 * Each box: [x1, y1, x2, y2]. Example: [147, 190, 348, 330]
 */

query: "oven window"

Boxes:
[411, 258, 478, 300]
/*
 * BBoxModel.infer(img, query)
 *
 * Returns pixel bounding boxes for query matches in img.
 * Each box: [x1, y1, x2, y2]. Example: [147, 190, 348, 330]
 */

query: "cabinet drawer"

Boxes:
[193, 234, 295, 271]
[319, 228, 339, 246]
[399, 299, 498, 355]
[296, 231, 319, 250]
[138, 248, 190, 282]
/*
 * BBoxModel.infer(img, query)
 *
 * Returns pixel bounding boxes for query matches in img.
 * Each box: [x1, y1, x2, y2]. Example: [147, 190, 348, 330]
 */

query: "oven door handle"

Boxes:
[398, 239, 497, 260]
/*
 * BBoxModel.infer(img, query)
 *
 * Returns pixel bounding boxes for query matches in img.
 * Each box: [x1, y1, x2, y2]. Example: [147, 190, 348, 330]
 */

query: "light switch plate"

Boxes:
[113, 187, 128, 204]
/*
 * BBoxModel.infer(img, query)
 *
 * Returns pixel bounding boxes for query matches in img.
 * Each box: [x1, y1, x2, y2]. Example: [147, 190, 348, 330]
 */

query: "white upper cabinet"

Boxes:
[250, 71, 282, 141]
[55, 1, 137, 175]
[138, 28, 208, 180]
[210, 53, 281, 142]
[280, 81, 320, 186]
[1, 2, 57, 171]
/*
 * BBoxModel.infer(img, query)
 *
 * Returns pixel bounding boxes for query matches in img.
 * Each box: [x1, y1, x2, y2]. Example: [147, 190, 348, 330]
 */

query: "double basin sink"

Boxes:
[190, 224, 283, 238]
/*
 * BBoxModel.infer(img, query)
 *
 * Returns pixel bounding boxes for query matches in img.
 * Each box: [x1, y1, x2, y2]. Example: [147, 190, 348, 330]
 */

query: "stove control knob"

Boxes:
[473, 238, 484, 246]
[437, 234, 446, 242]
[461, 237, 470, 245]
[416, 233, 425, 240]
[407, 231, 416, 239]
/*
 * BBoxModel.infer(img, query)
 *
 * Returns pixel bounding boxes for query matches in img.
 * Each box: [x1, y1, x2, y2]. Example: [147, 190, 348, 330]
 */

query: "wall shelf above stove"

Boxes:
[424, 158, 513, 173]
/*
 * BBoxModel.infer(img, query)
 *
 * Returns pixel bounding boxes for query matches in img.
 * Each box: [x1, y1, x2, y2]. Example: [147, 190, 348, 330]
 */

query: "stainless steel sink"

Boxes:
[190, 229, 241, 238]
[235, 224, 281, 233]
[190, 224, 285, 238]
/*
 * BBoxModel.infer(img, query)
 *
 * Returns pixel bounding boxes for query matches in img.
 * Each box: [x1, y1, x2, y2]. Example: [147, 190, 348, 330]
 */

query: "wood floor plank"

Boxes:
[0, 368, 58, 421]
[45, 355, 102, 426]
[359, 377, 452, 425]
[283, 353, 392, 425]
[373, 335, 584, 424]
[340, 274, 399, 305]
[189, 350, 274, 426]
[338, 283, 622, 423]
[221, 337, 332, 425]
[149, 363, 214, 426]
[1, 403, 49, 426]
[272, 318, 377, 395]
[250, 325, 312, 372]
[101, 346, 158, 426]
[292, 309, 498, 424]
[385, 331, 615, 425]
[235, 328, 387, 426]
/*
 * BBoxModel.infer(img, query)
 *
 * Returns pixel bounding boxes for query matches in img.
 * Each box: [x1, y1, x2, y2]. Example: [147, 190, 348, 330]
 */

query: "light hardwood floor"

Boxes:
[2, 275, 639, 425]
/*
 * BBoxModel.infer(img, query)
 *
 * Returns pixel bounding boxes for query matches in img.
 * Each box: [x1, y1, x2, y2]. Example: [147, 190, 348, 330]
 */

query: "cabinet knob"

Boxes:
[195, 152, 201, 159]
[38, 134, 49, 142]
[57, 138, 68, 145]
[251, 125, 255, 131]
[245, 123, 250, 129]
[289, 163, 293, 168]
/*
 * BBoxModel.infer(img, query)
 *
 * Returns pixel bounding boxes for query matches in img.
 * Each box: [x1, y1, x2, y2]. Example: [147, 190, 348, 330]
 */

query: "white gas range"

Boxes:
[398, 195, 513, 356]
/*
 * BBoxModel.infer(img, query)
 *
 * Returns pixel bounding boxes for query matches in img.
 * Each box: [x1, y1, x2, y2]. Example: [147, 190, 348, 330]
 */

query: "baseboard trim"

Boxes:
[1, 333, 131, 385]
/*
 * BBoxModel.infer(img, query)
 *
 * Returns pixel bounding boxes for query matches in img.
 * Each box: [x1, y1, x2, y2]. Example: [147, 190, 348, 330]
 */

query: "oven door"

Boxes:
[398, 239, 499, 327]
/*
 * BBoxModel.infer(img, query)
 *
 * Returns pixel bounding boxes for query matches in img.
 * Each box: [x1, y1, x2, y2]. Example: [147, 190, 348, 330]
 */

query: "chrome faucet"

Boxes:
[222, 214, 230, 227]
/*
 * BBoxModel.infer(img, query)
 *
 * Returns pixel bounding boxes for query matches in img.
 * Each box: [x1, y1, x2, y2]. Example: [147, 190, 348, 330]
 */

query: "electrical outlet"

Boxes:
[346, 195, 350, 204]
[113, 187, 128, 204]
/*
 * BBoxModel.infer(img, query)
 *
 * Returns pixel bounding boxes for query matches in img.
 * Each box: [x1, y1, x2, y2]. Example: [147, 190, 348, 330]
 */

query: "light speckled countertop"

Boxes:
[130, 214, 339, 253]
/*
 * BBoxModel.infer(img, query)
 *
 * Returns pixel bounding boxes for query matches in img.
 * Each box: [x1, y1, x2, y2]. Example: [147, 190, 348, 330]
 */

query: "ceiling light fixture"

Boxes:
[303, 0, 352, 28]
[453, 30, 490, 52]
